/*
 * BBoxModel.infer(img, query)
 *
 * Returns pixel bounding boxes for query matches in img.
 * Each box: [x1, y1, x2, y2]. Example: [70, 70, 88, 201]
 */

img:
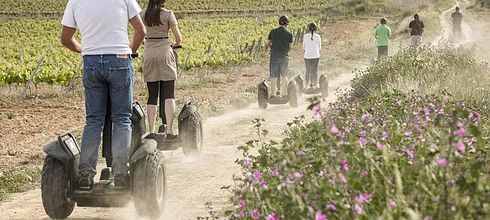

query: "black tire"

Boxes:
[179, 112, 203, 155]
[288, 82, 299, 108]
[258, 87, 268, 109]
[41, 157, 75, 219]
[294, 75, 304, 95]
[319, 75, 329, 98]
[132, 151, 166, 219]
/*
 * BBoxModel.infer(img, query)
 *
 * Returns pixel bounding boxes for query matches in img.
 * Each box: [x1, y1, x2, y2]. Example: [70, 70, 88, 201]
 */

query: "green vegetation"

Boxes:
[229, 46, 489, 219]
[0, 16, 312, 85]
[0, 166, 41, 200]
[0, 0, 336, 14]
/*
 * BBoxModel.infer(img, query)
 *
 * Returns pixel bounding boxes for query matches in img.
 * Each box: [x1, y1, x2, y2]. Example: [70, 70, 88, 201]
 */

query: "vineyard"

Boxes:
[0, 0, 338, 14]
[0, 16, 313, 85]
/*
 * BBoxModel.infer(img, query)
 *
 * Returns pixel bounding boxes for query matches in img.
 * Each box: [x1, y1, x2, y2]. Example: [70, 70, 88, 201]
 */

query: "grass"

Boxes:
[0, 166, 41, 200]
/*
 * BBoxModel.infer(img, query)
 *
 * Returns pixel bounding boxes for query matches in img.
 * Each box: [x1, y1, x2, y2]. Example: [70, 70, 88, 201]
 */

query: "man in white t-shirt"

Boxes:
[61, 0, 146, 190]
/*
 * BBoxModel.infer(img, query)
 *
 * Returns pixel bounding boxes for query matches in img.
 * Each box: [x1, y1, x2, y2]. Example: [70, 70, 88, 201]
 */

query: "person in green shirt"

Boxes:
[375, 18, 391, 61]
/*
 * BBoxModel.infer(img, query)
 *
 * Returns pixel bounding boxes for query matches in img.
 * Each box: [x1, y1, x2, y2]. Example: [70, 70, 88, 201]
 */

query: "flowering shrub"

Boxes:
[230, 92, 489, 219]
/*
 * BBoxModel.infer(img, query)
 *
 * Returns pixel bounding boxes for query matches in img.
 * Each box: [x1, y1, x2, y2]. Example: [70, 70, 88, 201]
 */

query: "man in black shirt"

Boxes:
[268, 15, 293, 96]
[451, 7, 463, 40]
[409, 14, 425, 47]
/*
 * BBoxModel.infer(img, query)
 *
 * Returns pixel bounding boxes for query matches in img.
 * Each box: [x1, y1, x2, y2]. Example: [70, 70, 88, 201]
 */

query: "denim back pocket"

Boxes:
[82, 66, 103, 89]
[108, 65, 132, 90]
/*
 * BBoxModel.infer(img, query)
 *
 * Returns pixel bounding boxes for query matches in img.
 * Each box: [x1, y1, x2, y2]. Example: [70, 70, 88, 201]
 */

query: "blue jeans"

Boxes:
[269, 56, 289, 79]
[80, 55, 134, 177]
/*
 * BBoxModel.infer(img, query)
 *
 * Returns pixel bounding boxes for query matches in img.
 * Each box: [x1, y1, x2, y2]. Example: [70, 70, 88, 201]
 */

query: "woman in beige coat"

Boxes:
[143, 0, 182, 137]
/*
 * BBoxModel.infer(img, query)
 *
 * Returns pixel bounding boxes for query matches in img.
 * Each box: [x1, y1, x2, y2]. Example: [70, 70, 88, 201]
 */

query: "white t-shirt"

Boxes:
[61, 0, 142, 55]
[303, 33, 322, 59]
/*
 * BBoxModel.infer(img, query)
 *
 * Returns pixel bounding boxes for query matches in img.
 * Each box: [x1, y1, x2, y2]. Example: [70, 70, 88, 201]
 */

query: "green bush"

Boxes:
[231, 93, 489, 219]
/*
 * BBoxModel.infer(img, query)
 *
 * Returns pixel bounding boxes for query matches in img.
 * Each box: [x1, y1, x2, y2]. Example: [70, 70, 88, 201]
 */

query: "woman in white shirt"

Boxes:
[303, 22, 322, 88]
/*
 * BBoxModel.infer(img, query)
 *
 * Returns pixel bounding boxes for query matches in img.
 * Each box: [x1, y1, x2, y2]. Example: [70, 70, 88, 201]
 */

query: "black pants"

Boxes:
[147, 81, 175, 124]
[305, 58, 320, 86]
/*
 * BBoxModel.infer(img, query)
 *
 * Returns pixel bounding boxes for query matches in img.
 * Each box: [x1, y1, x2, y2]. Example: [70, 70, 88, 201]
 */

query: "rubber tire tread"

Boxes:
[258, 88, 268, 109]
[180, 112, 203, 155]
[288, 84, 299, 108]
[41, 157, 75, 219]
[320, 76, 329, 98]
[132, 151, 166, 219]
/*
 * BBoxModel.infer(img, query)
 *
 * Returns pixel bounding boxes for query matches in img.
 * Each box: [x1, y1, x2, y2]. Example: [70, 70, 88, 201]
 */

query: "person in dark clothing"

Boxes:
[268, 15, 293, 96]
[409, 14, 425, 47]
[451, 7, 463, 40]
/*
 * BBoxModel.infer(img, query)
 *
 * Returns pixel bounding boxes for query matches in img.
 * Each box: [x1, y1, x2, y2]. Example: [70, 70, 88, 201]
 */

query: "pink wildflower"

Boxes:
[436, 158, 448, 167]
[424, 216, 432, 220]
[266, 214, 280, 220]
[251, 209, 261, 220]
[381, 131, 388, 140]
[293, 172, 303, 179]
[252, 171, 262, 182]
[326, 204, 337, 212]
[404, 131, 412, 137]
[358, 137, 367, 147]
[312, 105, 321, 117]
[261, 181, 269, 189]
[455, 127, 466, 137]
[356, 193, 371, 203]
[390, 200, 397, 209]
[237, 199, 246, 208]
[361, 170, 369, 177]
[360, 130, 367, 137]
[340, 160, 350, 172]
[330, 125, 339, 134]
[315, 210, 327, 220]
[376, 142, 383, 150]
[456, 142, 465, 153]
[354, 204, 363, 215]
[243, 156, 252, 167]
[361, 114, 369, 121]
[405, 149, 415, 160]
[270, 165, 279, 177]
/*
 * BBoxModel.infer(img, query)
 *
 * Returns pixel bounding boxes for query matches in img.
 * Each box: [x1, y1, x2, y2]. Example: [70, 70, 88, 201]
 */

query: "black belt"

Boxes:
[145, 37, 169, 40]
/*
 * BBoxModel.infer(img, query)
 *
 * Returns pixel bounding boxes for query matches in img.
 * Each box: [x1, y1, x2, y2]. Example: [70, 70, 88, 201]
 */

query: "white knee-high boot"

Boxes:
[147, 104, 158, 133]
[164, 99, 176, 134]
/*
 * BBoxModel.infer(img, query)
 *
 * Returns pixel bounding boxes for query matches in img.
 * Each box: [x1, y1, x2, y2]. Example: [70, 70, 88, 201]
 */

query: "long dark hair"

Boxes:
[144, 0, 165, 27]
[308, 23, 317, 41]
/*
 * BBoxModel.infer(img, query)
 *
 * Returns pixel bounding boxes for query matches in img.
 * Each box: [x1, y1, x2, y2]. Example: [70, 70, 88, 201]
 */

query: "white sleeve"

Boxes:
[127, 0, 143, 20]
[303, 35, 307, 49]
[61, 0, 77, 28]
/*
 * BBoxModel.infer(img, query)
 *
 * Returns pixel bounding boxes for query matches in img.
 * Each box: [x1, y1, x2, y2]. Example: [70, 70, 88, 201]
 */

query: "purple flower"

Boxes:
[424, 216, 432, 220]
[405, 149, 415, 160]
[421, 120, 429, 127]
[251, 209, 261, 220]
[315, 210, 327, 220]
[381, 131, 388, 140]
[361, 114, 369, 121]
[312, 105, 321, 114]
[376, 142, 383, 150]
[235, 209, 246, 217]
[361, 170, 369, 177]
[270, 165, 279, 177]
[330, 125, 339, 134]
[456, 142, 465, 153]
[390, 200, 397, 209]
[261, 181, 269, 189]
[326, 204, 337, 212]
[455, 127, 466, 137]
[413, 124, 421, 132]
[354, 204, 363, 215]
[266, 214, 281, 220]
[404, 131, 412, 137]
[237, 199, 246, 208]
[340, 160, 350, 172]
[243, 156, 252, 167]
[360, 130, 367, 137]
[356, 193, 371, 203]
[293, 172, 303, 179]
[252, 171, 262, 182]
[358, 137, 367, 147]
[436, 158, 448, 167]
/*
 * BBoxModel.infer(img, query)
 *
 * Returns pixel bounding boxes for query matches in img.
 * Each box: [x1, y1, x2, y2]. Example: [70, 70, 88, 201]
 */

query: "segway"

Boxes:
[257, 74, 299, 109]
[152, 45, 204, 155]
[41, 102, 166, 219]
[294, 74, 329, 97]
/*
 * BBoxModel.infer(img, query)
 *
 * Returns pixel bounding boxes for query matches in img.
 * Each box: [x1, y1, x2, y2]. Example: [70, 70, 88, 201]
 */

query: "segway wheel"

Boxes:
[132, 151, 166, 219]
[319, 75, 329, 98]
[258, 87, 268, 109]
[179, 112, 203, 155]
[288, 82, 299, 108]
[294, 75, 304, 95]
[41, 157, 75, 219]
